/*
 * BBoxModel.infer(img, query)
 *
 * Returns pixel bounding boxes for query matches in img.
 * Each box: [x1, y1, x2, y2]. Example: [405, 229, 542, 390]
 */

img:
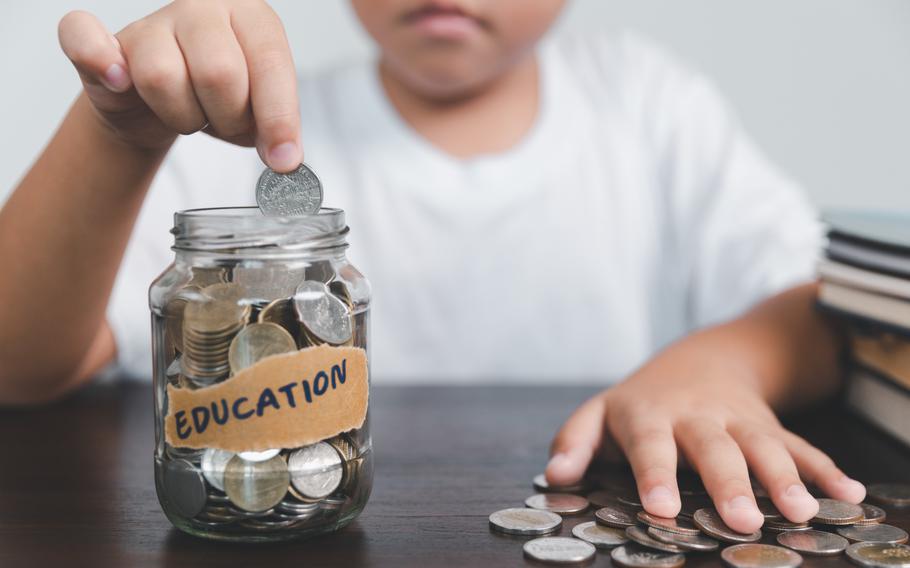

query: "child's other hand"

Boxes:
[546, 366, 866, 534]
[57, 0, 302, 171]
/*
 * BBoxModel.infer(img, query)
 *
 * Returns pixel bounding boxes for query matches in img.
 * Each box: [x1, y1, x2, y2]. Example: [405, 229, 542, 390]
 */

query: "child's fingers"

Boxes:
[176, 13, 252, 143]
[676, 418, 764, 534]
[232, 2, 302, 172]
[119, 21, 206, 135]
[728, 425, 819, 523]
[609, 408, 680, 518]
[58, 11, 131, 93]
[546, 393, 607, 486]
[782, 432, 866, 504]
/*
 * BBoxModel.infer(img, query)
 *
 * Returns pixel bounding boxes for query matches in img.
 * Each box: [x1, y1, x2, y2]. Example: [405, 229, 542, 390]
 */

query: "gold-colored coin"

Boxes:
[228, 322, 297, 373]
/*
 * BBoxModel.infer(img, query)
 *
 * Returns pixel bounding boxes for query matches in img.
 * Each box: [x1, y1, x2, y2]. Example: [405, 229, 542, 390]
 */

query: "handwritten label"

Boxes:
[165, 345, 368, 452]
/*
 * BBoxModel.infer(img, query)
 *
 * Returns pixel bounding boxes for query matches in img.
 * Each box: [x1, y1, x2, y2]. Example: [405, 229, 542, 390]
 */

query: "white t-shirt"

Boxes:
[106, 32, 821, 384]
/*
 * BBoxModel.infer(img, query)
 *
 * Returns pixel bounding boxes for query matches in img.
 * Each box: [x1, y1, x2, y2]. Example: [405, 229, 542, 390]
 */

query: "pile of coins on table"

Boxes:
[489, 472, 910, 567]
[156, 163, 372, 537]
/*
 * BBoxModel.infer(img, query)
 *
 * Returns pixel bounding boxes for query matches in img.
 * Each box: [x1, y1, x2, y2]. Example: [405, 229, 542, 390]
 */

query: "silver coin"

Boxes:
[858, 504, 888, 526]
[522, 537, 596, 564]
[294, 281, 353, 345]
[533, 473, 586, 494]
[200, 448, 235, 492]
[255, 163, 323, 216]
[572, 521, 628, 549]
[721, 543, 803, 568]
[776, 529, 848, 556]
[648, 526, 719, 552]
[595, 505, 638, 528]
[625, 525, 684, 554]
[163, 459, 207, 519]
[610, 544, 685, 568]
[488, 507, 562, 536]
[231, 264, 306, 304]
[813, 498, 865, 525]
[867, 484, 910, 507]
[838, 524, 909, 545]
[693, 508, 762, 543]
[223, 454, 290, 513]
[237, 448, 281, 462]
[637, 511, 701, 536]
[846, 542, 910, 567]
[228, 322, 297, 373]
[524, 493, 589, 515]
[288, 442, 344, 499]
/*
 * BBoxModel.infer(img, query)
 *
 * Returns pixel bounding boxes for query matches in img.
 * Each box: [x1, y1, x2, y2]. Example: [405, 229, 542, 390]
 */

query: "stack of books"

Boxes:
[817, 211, 910, 447]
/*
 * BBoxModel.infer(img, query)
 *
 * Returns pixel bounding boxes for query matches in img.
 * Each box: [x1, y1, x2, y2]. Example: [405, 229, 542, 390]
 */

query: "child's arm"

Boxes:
[546, 283, 865, 533]
[0, 2, 303, 404]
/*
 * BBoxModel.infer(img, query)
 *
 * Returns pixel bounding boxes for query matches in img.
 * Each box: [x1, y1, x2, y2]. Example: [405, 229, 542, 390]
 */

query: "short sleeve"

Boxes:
[636, 37, 823, 328]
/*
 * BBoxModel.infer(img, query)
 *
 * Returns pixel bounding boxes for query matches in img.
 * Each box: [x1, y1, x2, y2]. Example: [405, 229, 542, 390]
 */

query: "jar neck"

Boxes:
[172, 207, 349, 261]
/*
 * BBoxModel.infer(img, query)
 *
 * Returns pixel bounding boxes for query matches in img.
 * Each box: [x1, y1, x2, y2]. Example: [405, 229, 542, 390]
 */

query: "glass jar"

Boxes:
[149, 207, 372, 542]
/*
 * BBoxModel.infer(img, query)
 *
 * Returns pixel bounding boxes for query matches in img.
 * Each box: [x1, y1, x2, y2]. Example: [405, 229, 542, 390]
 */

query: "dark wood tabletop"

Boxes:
[0, 382, 906, 567]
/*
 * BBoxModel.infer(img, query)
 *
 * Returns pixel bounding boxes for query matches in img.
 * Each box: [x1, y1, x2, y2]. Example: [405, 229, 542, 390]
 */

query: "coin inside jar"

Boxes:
[163, 458, 207, 519]
[489, 508, 562, 536]
[288, 442, 344, 499]
[228, 322, 297, 373]
[846, 542, 910, 567]
[522, 537, 596, 565]
[837, 524, 909, 545]
[776, 529, 848, 556]
[572, 521, 628, 549]
[256, 163, 323, 216]
[200, 448, 235, 492]
[524, 493, 589, 515]
[223, 454, 290, 513]
[294, 281, 353, 345]
[721, 543, 803, 568]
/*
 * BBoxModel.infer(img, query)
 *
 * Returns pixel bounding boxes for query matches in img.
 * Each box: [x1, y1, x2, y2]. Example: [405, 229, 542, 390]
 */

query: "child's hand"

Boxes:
[57, 0, 302, 171]
[546, 339, 866, 534]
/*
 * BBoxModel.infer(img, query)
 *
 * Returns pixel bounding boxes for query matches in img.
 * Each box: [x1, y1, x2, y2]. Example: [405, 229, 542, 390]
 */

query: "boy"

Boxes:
[0, 0, 865, 535]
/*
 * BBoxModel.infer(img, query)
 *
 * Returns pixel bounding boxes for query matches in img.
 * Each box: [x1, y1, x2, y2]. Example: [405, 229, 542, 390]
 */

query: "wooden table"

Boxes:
[0, 383, 906, 567]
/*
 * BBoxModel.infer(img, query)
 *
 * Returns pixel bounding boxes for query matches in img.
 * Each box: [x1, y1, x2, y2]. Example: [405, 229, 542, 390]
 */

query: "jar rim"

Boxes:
[172, 206, 349, 256]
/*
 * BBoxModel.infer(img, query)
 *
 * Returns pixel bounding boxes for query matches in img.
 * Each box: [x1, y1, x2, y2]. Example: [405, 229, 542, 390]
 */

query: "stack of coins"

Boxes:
[489, 472, 910, 566]
[181, 283, 251, 386]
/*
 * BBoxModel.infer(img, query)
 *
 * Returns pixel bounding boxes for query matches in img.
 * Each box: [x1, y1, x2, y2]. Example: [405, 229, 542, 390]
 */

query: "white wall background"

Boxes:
[2, 1, 908, 210]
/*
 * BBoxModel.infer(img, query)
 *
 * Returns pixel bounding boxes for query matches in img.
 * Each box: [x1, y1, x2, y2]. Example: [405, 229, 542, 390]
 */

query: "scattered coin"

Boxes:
[764, 520, 811, 533]
[610, 544, 685, 568]
[532, 473, 586, 494]
[756, 497, 784, 521]
[523, 537, 596, 565]
[857, 504, 888, 526]
[693, 508, 762, 543]
[228, 322, 297, 373]
[867, 484, 910, 508]
[617, 494, 644, 508]
[525, 493, 589, 515]
[648, 526, 719, 552]
[625, 525, 685, 554]
[200, 448, 235, 492]
[596, 505, 638, 528]
[837, 524, 909, 545]
[776, 529, 848, 556]
[288, 442, 344, 500]
[256, 163, 323, 216]
[813, 498, 865, 525]
[294, 281, 353, 345]
[572, 521, 628, 549]
[637, 511, 701, 536]
[223, 454, 290, 513]
[721, 543, 803, 568]
[163, 458, 207, 519]
[845, 542, 910, 567]
[489, 508, 562, 536]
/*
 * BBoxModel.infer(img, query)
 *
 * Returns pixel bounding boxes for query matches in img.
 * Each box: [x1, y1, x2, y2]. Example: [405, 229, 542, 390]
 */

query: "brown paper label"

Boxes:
[165, 345, 368, 452]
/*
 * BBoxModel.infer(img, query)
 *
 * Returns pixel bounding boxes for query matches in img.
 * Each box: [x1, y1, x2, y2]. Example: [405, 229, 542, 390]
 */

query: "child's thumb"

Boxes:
[58, 10, 132, 93]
